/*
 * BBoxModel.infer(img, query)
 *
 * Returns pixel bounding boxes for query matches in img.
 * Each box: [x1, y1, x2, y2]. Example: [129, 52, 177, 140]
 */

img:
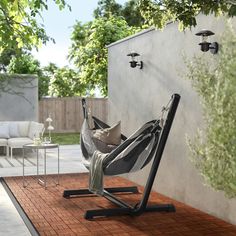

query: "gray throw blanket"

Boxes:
[89, 150, 108, 195]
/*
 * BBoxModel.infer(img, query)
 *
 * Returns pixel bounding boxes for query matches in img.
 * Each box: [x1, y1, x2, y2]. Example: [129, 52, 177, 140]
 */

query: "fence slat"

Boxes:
[39, 97, 108, 133]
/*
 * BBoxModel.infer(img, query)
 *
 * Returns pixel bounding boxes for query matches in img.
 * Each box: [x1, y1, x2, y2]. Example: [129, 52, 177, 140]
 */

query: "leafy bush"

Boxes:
[186, 24, 236, 198]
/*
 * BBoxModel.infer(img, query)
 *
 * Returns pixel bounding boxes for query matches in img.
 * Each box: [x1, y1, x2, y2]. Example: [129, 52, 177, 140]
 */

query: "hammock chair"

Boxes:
[63, 93, 180, 220]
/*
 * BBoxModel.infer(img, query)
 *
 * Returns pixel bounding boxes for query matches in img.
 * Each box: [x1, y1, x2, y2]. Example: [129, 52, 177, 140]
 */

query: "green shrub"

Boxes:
[186, 24, 236, 198]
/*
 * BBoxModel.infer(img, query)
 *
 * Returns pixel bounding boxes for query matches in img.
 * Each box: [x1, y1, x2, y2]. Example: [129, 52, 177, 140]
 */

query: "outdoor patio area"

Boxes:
[2, 173, 236, 236]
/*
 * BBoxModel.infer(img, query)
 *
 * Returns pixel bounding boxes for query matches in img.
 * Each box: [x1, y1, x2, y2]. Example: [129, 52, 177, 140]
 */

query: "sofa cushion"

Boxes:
[18, 122, 30, 137]
[8, 138, 33, 148]
[28, 121, 44, 139]
[0, 138, 8, 146]
[9, 122, 20, 137]
[0, 123, 10, 138]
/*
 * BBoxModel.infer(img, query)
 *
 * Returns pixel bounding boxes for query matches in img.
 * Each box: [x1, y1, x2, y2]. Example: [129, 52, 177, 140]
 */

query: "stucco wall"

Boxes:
[107, 15, 236, 224]
[0, 74, 38, 121]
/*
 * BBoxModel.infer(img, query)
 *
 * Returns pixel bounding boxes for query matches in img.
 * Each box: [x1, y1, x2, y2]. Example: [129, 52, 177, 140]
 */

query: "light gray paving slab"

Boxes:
[0, 145, 88, 177]
[0, 145, 88, 235]
[0, 182, 31, 236]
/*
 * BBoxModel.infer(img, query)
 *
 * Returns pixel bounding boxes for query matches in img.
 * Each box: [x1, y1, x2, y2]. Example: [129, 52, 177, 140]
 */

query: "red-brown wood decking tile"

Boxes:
[4, 173, 236, 236]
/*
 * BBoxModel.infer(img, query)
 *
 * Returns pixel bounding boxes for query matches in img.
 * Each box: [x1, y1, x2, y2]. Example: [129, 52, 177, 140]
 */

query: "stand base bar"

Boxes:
[144, 204, 176, 212]
[63, 186, 139, 198]
[85, 207, 132, 219]
[85, 204, 175, 220]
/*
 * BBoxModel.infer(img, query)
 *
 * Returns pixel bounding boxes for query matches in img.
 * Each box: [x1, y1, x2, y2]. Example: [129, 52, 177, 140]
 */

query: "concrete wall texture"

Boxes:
[107, 15, 236, 225]
[0, 75, 38, 121]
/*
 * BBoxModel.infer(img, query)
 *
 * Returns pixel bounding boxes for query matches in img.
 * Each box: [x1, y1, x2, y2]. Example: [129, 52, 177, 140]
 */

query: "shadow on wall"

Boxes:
[0, 74, 38, 121]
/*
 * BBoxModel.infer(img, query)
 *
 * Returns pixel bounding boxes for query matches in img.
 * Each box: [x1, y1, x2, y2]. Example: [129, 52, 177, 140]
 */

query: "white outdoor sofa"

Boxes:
[0, 121, 44, 159]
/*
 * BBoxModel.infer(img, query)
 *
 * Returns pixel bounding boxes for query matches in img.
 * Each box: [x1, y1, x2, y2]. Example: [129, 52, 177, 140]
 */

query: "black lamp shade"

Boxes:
[195, 30, 215, 36]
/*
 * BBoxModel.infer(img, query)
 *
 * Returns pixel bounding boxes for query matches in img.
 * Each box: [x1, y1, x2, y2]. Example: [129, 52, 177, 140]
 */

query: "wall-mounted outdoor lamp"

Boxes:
[195, 29, 218, 54]
[127, 52, 143, 69]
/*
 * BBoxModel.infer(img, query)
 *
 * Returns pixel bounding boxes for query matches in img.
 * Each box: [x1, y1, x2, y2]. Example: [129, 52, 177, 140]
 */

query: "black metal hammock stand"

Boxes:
[63, 93, 180, 220]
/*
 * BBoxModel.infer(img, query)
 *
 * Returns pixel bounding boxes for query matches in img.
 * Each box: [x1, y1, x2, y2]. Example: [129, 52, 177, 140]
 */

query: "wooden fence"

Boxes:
[39, 97, 108, 133]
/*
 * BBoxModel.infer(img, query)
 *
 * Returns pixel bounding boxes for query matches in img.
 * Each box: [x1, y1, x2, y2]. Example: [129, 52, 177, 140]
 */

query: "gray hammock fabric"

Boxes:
[81, 118, 162, 195]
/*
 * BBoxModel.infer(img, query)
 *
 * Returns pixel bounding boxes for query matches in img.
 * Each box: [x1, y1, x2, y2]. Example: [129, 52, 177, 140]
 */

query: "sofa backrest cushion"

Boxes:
[0, 123, 10, 138]
[18, 122, 30, 137]
[9, 122, 20, 137]
[28, 121, 44, 139]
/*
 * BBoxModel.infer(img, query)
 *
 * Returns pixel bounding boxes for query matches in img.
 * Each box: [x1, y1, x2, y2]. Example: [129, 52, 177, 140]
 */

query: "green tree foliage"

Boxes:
[69, 21, 93, 50]
[121, 0, 145, 27]
[0, 47, 22, 72]
[7, 53, 49, 98]
[94, 0, 144, 27]
[139, 0, 236, 30]
[42, 63, 58, 77]
[186, 26, 236, 198]
[48, 67, 86, 97]
[0, 0, 70, 52]
[8, 53, 41, 74]
[69, 16, 136, 96]
[94, 0, 122, 18]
